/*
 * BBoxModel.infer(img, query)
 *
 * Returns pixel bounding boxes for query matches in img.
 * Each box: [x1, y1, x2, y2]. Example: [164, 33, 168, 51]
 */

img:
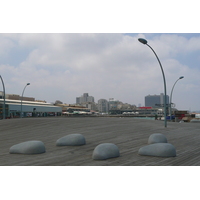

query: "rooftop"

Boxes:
[1, 117, 200, 166]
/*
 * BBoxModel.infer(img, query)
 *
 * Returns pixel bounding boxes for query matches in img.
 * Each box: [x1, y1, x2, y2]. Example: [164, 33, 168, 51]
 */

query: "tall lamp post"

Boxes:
[20, 83, 30, 118]
[169, 76, 184, 121]
[138, 38, 167, 127]
[0, 75, 6, 119]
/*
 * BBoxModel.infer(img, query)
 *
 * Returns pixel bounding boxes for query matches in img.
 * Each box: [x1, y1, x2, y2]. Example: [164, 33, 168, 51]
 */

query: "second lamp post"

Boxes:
[169, 76, 184, 121]
[20, 83, 30, 118]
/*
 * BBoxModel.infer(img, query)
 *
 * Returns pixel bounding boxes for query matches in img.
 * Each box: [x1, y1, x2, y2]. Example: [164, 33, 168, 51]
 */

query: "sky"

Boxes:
[0, 33, 200, 111]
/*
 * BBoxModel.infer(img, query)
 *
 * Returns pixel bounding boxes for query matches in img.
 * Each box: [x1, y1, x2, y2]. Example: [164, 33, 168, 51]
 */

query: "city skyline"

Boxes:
[0, 90, 172, 107]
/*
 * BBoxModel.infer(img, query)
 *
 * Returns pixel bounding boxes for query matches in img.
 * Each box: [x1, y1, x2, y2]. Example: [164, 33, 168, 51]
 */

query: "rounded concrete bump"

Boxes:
[190, 119, 200, 123]
[148, 133, 168, 144]
[56, 133, 86, 146]
[138, 143, 176, 157]
[9, 140, 46, 154]
[92, 143, 120, 160]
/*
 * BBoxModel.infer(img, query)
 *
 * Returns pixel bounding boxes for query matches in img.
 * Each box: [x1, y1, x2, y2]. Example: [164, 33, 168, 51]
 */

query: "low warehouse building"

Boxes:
[0, 99, 62, 118]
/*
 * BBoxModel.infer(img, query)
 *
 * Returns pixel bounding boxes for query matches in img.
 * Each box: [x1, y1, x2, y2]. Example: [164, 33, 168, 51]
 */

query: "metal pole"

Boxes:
[20, 83, 30, 118]
[0, 75, 5, 119]
[145, 44, 167, 127]
[169, 76, 184, 121]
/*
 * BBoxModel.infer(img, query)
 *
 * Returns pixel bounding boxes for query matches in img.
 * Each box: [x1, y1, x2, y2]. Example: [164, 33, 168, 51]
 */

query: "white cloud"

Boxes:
[0, 33, 200, 110]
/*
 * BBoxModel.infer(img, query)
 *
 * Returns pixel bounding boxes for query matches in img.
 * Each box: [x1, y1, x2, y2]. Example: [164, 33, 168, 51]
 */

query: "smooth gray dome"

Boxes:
[92, 143, 120, 160]
[138, 143, 176, 157]
[9, 140, 46, 154]
[56, 134, 86, 146]
[148, 133, 168, 144]
[190, 119, 200, 123]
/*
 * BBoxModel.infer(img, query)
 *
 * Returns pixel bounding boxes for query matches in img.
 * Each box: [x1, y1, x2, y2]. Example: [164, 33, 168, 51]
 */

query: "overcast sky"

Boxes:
[0, 33, 200, 111]
[1, 1, 200, 112]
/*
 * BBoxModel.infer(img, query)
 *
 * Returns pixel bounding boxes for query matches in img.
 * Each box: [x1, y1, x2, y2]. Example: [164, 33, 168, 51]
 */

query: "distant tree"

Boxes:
[54, 100, 63, 105]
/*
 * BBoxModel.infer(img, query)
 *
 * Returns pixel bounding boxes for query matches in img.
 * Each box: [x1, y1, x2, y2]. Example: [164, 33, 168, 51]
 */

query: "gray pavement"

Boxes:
[1, 117, 200, 166]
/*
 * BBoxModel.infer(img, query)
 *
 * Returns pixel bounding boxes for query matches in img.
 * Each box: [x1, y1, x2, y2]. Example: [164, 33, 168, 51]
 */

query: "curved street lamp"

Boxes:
[20, 83, 30, 118]
[169, 76, 184, 121]
[0, 75, 6, 119]
[138, 38, 167, 127]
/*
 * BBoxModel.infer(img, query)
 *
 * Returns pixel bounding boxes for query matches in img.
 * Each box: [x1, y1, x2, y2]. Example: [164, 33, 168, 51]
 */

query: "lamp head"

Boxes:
[27, 83, 30, 85]
[179, 76, 184, 79]
[138, 38, 148, 45]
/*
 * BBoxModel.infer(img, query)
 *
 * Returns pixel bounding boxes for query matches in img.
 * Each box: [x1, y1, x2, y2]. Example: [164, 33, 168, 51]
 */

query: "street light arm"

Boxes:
[138, 38, 167, 127]
[169, 76, 184, 120]
[146, 43, 167, 127]
[20, 83, 30, 118]
[170, 78, 179, 105]
[21, 85, 28, 100]
[21, 83, 30, 101]
[146, 44, 167, 94]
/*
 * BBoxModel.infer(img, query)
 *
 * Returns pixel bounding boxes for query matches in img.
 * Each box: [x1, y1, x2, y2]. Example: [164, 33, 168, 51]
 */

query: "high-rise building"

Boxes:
[145, 93, 169, 107]
[98, 99, 108, 113]
[87, 95, 94, 103]
[82, 93, 89, 103]
[76, 93, 95, 104]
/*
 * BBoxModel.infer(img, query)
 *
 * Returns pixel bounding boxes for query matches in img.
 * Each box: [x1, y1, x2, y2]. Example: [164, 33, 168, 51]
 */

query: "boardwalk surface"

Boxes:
[1, 117, 200, 166]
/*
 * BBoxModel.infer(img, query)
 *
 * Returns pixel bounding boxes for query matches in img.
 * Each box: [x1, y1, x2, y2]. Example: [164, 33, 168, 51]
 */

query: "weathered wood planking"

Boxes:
[0, 117, 200, 166]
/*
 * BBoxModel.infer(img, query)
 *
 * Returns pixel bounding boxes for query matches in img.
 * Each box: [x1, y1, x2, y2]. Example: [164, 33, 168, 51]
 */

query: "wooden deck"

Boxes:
[1, 117, 200, 166]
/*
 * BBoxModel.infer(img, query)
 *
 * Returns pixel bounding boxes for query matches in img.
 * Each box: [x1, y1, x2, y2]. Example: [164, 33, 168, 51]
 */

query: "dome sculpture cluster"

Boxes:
[9, 132, 176, 161]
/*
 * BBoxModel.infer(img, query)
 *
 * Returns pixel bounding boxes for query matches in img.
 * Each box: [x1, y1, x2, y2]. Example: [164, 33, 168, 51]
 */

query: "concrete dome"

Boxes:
[56, 134, 86, 146]
[138, 143, 176, 157]
[92, 143, 120, 160]
[190, 119, 200, 123]
[9, 140, 46, 154]
[148, 133, 168, 144]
